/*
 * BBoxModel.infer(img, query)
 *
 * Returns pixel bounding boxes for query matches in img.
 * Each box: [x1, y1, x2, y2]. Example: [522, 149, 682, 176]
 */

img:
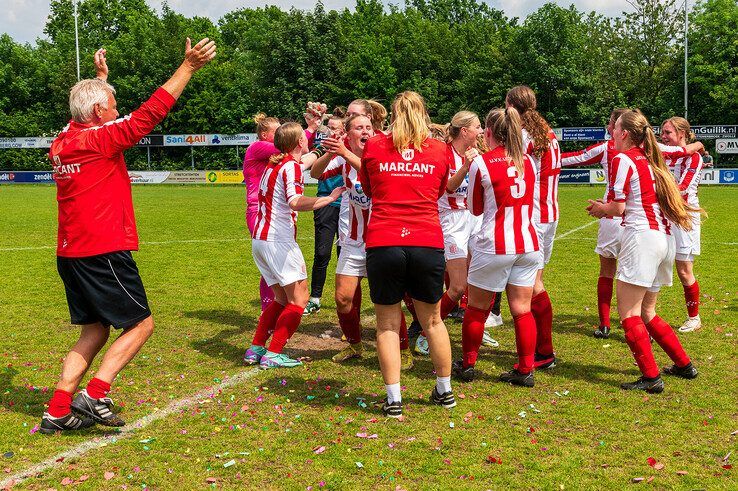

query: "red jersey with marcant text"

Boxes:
[50, 87, 176, 257]
[359, 133, 451, 248]
[468, 146, 539, 254]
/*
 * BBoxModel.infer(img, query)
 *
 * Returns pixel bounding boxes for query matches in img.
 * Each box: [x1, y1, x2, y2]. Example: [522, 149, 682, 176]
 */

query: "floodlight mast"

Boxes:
[74, 0, 81, 81]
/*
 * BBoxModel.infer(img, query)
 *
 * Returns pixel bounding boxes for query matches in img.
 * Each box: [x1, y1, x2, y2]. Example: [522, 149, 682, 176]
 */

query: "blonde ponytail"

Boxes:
[390, 91, 430, 152]
[485, 107, 525, 174]
[268, 122, 304, 165]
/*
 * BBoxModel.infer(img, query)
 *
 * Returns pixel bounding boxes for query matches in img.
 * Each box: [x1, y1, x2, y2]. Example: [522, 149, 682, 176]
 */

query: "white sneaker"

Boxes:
[485, 312, 503, 328]
[678, 315, 702, 333]
[481, 330, 499, 347]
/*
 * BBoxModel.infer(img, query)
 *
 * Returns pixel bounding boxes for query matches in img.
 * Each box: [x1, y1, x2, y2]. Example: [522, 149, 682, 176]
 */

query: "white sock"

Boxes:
[436, 376, 451, 394]
[309, 297, 321, 305]
[385, 383, 401, 404]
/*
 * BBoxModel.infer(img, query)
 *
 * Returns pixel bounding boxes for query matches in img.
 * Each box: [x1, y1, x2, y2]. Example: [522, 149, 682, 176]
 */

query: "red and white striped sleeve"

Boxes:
[467, 159, 485, 216]
[561, 142, 607, 167]
[678, 153, 702, 194]
[319, 156, 344, 180]
[610, 154, 633, 203]
[282, 161, 304, 204]
[658, 143, 688, 163]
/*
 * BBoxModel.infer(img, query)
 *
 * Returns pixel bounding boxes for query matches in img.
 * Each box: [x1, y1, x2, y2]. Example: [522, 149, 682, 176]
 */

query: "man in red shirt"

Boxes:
[40, 38, 216, 434]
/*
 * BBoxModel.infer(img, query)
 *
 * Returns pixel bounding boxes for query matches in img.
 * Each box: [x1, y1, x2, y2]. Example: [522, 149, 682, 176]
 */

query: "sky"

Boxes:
[1, 0, 629, 45]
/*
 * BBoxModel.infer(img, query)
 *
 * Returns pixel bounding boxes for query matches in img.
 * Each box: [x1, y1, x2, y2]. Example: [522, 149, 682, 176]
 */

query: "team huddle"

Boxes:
[40, 38, 707, 432]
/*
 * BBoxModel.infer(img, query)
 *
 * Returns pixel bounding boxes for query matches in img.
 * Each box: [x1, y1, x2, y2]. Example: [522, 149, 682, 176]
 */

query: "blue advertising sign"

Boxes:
[12, 171, 54, 183]
[561, 127, 607, 142]
[559, 169, 591, 183]
[719, 169, 738, 184]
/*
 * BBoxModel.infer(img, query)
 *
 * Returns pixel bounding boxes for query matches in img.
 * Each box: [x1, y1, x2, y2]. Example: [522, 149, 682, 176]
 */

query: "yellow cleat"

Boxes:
[332, 342, 363, 362]
[401, 348, 414, 371]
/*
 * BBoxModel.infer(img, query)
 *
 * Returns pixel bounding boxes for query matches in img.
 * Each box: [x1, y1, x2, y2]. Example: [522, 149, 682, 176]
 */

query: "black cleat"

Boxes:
[499, 369, 534, 387]
[662, 362, 698, 379]
[452, 359, 476, 382]
[430, 386, 457, 409]
[534, 353, 557, 370]
[593, 325, 610, 338]
[71, 389, 126, 427]
[39, 412, 95, 434]
[448, 306, 465, 322]
[620, 376, 664, 393]
[381, 400, 403, 418]
[407, 320, 422, 340]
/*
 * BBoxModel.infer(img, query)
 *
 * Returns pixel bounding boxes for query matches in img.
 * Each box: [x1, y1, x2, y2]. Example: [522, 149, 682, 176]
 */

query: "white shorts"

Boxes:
[467, 249, 540, 292]
[252, 239, 307, 287]
[533, 220, 558, 266]
[595, 216, 623, 259]
[467, 214, 483, 251]
[440, 210, 472, 261]
[336, 242, 367, 277]
[673, 214, 701, 262]
[616, 228, 675, 292]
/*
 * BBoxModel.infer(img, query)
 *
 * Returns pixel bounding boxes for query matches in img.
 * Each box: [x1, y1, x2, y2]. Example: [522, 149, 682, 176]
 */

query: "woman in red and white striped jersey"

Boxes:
[588, 110, 701, 393]
[244, 123, 342, 369]
[456, 107, 541, 387]
[505, 86, 559, 371]
[661, 117, 705, 333]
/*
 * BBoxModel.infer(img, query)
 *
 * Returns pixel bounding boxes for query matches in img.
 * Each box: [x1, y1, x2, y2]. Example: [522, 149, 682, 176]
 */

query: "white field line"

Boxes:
[553, 220, 598, 240]
[0, 368, 261, 489]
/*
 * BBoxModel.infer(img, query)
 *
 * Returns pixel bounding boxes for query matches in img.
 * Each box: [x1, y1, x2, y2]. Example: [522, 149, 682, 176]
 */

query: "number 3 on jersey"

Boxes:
[507, 165, 526, 198]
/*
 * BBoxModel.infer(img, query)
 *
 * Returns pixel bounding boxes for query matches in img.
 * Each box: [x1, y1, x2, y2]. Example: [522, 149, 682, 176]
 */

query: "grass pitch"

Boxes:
[0, 184, 736, 490]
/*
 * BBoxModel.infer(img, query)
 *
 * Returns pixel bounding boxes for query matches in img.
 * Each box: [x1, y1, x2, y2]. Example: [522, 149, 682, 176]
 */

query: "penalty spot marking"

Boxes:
[0, 367, 261, 489]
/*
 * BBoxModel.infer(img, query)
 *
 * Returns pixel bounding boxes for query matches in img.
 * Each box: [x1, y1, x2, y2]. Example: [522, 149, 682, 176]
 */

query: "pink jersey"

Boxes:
[523, 129, 561, 224]
[666, 153, 702, 208]
[320, 156, 370, 248]
[243, 140, 279, 208]
[468, 146, 539, 255]
[438, 144, 468, 210]
[253, 155, 304, 241]
[609, 147, 671, 234]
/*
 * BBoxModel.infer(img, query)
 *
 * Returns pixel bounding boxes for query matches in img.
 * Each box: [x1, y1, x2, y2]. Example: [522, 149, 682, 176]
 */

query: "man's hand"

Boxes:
[183, 37, 217, 72]
[94, 48, 108, 81]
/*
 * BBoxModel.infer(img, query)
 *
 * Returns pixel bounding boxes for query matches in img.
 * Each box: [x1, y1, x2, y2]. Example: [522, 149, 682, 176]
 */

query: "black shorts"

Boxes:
[366, 246, 445, 305]
[57, 251, 151, 329]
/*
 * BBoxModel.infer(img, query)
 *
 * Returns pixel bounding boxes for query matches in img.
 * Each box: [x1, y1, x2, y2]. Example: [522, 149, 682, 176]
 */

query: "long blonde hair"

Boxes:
[619, 110, 703, 229]
[254, 112, 280, 140]
[662, 116, 696, 143]
[390, 91, 430, 152]
[505, 85, 551, 159]
[268, 122, 304, 165]
[485, 107, 525, 174]
[447, 110, 479, 143]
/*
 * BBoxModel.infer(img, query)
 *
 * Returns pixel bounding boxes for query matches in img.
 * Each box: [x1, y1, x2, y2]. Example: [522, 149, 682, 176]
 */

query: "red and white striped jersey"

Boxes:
[320, 156, 370, 247]
[608, 147, 671, 234]
[438, 144, 469, 211]
[253, 155, 304, 241]
[666, 152, 702, 207]
[468, 146, 539, 255]
[523, 129, 561, 223]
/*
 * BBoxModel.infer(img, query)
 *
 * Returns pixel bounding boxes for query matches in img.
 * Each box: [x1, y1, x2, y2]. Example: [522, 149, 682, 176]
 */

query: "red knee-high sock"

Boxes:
[597, 276, 614, 328]
[460, 288, 468, 310]
[47, 389, 73, 417]
[351, 285, 362, 315]
[462, 305, 488, 368]
[86, 377, 111, 399]
[338, 309, 362, 344]
[439, 292, 458, 320]
[268, 304, 304, 353]
[646, 315, 691, 367]
[252, 301, 285, 346]
[399, 314, 409, 350]
[683, 281, 700, 317]
[531, 291, 554, 356]
[489, 292, 498, 312]
[513, 312, 537, 374]
[622, 316, 660, 378]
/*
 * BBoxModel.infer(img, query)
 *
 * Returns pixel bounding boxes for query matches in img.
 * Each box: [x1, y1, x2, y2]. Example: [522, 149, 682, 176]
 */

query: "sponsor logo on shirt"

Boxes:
[402, 149, 414, 161]
[378, 162, 436, 174]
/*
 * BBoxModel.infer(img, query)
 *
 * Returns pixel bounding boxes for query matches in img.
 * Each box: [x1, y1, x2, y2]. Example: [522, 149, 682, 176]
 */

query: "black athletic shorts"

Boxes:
[57, 251, 151, 329]
[365, 246, 445, 305]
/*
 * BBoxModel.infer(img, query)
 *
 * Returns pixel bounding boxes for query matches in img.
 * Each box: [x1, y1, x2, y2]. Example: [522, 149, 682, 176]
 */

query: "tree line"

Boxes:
[0, 0, 735, 170]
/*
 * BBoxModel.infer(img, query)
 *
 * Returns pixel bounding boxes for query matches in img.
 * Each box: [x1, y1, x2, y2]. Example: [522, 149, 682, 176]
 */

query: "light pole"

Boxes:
[74, 0, 81, 81]
[684, 0, 688, 118]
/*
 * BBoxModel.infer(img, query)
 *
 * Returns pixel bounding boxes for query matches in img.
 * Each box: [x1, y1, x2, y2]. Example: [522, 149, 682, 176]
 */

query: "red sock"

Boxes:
[47, 389, 72, 417]
[597, 276, 613, 328]
[268, 304, 303, 353]
[531, 291, 554, 356]
[646, 315, 691, 367]
[622, 316, 659, 378]
[489, 292, 498, 313]
[252, 301, 285, 346]
[399, 314, 409, 350]
[351, 285, 362, 316]
[683, 281, 700, 317]
[513, 312, 537, 374]
[460, 288, 468, 310]
[439, 292, 458, 320]
[86, 377, 111, 399]
[461, 305, 488, 368]
[338, 309, 361, 344]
